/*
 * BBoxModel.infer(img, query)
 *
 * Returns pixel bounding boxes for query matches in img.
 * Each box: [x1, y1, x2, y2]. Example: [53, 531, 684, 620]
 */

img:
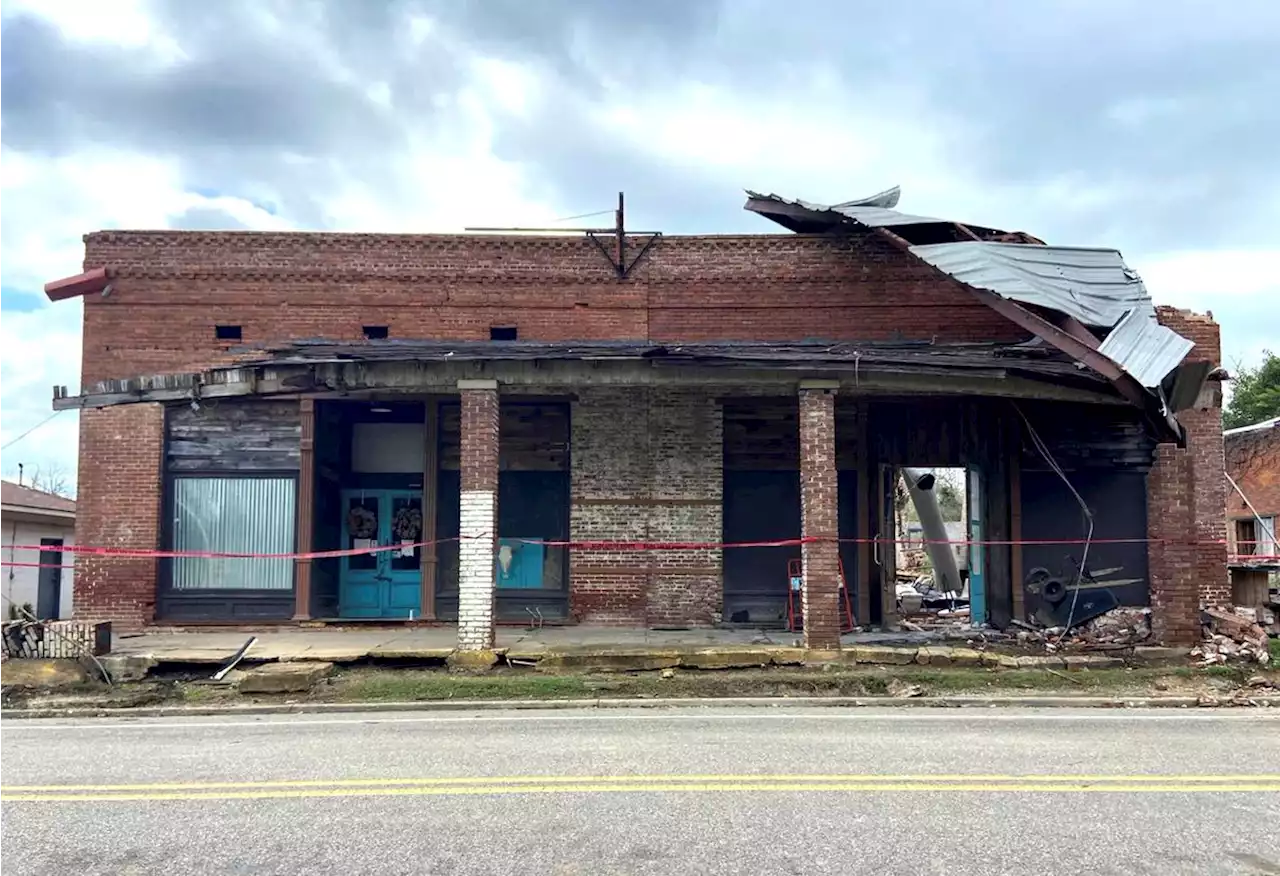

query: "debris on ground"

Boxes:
[1192, 608, 1272, 666]
[1010, 606, 1152, 651]
[1064, 607, 1152, 646]
[887, 679, 924, 698]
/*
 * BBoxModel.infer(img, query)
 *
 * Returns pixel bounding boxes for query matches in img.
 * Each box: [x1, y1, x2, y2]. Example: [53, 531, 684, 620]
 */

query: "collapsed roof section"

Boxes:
[744, 188, 1196, 396]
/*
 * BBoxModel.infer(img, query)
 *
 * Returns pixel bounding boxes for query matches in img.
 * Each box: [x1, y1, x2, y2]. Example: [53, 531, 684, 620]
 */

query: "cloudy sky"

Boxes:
[3, 0, 1278, 490]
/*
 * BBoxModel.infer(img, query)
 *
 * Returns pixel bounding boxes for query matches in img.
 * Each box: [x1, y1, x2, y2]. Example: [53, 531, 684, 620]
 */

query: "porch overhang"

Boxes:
[54, 338, 1165, 424]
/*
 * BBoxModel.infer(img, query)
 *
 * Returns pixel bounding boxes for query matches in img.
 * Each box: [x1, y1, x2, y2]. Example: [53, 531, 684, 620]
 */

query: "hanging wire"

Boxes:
[2, 410, 65, 451]
[1013, 403, 1094, 636]
[552, 208, 614, 223]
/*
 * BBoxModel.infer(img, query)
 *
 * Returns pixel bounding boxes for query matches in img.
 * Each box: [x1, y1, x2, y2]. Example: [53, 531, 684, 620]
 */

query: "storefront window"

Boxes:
[171, 477, 295, 590]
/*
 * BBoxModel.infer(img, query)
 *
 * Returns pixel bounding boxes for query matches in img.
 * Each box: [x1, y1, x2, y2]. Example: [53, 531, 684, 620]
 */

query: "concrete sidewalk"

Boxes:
[106, 624, 1185, 672]
[110, 624, 983, 665]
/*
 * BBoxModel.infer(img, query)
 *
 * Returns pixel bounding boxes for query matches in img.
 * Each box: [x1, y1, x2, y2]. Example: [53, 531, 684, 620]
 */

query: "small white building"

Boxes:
[2, 481, 76, 620]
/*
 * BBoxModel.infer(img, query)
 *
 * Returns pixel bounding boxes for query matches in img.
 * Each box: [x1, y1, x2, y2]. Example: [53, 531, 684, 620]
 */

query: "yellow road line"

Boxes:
[5, 773, 1278, 793]
[4, 781, 1280, 802]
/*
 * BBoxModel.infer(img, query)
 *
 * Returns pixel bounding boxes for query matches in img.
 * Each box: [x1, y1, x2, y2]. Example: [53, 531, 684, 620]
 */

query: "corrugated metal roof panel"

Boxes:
[908, 241, 1151, 329]
[745, 189, 951, 227]
[1097, 309, 1195, 389]
[1224, 416, 1280, 437]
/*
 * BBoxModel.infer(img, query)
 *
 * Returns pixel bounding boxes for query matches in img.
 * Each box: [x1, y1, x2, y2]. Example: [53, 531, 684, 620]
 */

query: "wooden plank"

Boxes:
[1009, 414, 1025, 623]
[421, 399, 440, 621]
[293, 398, 315, 621]
[855, 401, 872, 627]
[984, 408, 1014, 628]
[166, 400, 302, 472]
[877, 463, 899, 629]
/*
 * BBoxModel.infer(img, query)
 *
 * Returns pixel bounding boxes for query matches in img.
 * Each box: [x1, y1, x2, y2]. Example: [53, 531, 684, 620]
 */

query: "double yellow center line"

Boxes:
[4, 774, 1279, 802]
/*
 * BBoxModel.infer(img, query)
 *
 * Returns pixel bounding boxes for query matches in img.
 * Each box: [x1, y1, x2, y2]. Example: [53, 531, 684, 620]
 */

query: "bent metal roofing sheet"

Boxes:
[746, 187, 1193, 389]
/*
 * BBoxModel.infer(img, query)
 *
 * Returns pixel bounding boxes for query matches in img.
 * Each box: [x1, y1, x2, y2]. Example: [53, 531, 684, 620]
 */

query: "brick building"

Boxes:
[1225, 417, 1279, 559]
[44, 189, 1228, 648]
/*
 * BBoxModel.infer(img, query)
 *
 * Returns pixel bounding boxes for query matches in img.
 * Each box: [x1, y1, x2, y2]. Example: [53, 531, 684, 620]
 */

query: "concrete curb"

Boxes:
[4, 694, 1279, 720]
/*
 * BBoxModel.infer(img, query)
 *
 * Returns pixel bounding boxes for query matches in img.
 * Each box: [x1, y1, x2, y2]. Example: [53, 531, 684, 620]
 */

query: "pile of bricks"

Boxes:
[1192, 607, 1272, 665]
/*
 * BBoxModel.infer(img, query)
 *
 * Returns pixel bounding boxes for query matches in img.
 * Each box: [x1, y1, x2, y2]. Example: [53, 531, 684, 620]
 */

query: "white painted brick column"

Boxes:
[457, 379, 499, 650]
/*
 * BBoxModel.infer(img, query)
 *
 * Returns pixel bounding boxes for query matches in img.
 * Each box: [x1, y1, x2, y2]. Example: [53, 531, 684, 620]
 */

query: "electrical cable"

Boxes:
[552, 208, 615, 223]
[2, 410, 65, 450]
[1014, 403, 1094, 636]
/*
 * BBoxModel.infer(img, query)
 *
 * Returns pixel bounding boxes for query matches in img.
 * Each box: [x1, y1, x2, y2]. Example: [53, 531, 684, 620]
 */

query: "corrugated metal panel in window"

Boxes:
[172, 478, 295, 591]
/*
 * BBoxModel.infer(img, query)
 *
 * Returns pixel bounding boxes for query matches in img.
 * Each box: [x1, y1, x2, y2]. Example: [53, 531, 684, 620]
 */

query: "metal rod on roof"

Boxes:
[616, 192, 625, 278]
[463, 226, 662, 235]
[463, 226, 615, 233]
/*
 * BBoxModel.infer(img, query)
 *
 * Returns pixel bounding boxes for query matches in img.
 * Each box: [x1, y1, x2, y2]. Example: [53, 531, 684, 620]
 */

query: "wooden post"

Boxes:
[1009, 416, 1025, 623]
[420, 399, 439, 621]
[854, 401, 872, 627]
[293, 398, 316, 621]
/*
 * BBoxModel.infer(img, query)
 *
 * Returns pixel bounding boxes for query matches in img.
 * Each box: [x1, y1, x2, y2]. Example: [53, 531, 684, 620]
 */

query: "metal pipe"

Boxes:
[902, 468, 964, 596]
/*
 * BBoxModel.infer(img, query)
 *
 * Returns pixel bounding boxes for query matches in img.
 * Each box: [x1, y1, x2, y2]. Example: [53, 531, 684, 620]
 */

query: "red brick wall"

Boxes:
[71, 229, 1027, 628]
[568, 387, 722, 626]
[78, 230, 1027, 387]
[1146, 308, 1229, 639]
[73, 404, 164, 629]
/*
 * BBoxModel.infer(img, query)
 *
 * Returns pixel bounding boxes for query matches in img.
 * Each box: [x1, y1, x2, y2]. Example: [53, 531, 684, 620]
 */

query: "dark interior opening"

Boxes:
[721, 398, 800, 626]
[362, 325, 389, 340]
[214, 324, 242, 341]
[489, 326, 518, 341]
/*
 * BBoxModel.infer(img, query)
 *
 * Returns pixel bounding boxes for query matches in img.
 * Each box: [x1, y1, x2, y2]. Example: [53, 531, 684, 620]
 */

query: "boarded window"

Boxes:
[171, 478, 295, 590]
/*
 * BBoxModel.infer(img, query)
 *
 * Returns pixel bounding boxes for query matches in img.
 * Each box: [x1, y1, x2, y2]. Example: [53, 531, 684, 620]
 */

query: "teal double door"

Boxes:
[340, 490, 424, 618]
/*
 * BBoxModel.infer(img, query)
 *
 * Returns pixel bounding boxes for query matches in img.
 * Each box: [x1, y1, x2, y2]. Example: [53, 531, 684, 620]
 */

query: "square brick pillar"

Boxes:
[1147, 445, 1199, 644]
[799, 382, 842, 650]
[1147, 307, 1229, 643]
[457, 380, 499, 650]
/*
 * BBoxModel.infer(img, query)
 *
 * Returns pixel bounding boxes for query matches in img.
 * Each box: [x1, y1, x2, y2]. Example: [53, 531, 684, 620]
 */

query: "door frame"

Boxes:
[37, 538, 64, 620]
[338, 488, 424, 619]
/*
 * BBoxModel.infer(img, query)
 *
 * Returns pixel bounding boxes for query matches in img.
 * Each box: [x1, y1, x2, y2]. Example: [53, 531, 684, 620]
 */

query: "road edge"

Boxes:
[4, 694, 1280, 720]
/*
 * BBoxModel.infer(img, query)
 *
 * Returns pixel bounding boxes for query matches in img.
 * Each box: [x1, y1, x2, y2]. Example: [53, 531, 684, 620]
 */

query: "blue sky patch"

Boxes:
[1, 286, 44, 312]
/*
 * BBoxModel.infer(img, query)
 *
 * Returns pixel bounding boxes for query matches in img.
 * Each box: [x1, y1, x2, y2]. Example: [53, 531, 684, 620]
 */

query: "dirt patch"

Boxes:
[10, 664, 1275, 712]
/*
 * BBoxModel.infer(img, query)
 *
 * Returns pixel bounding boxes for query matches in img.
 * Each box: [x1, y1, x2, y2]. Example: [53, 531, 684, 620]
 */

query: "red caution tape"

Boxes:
[7, 535, 1277, 562]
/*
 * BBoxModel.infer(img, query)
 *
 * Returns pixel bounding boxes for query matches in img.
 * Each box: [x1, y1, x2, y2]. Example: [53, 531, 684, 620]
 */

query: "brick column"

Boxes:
[799, 383, 841, 650]
[1148, 307, 1228, 640]
[1147, 445, 1199, 644]
[74, 404, 164, 631]
[457, 380, 499, 650]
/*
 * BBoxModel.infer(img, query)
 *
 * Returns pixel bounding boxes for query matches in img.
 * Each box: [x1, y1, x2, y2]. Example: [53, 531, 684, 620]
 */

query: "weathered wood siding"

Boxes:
[166, 400, 302, 472]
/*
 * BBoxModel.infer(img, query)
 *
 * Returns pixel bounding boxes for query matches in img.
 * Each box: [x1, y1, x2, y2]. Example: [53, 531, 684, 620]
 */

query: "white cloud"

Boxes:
[2, 0, 1276, 495]
[0, 303, 82, 488]
[0, 5, 564, 487]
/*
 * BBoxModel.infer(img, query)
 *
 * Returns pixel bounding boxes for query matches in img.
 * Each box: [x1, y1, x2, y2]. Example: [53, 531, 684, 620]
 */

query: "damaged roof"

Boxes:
[235, 337, 1090, 377]
[744, 186, 1003, 234]
[744, 187, 1197, 392]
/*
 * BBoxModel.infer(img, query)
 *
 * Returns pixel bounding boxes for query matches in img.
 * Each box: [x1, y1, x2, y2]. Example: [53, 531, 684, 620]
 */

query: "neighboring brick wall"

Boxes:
[799, 387, 842, 649]
[569, 387, 722, 626]
[1225, 423, 1280, 552]
[73, 404, 164, 630]
[457, 383, 499, 650]
[77, 230, 1028, 388]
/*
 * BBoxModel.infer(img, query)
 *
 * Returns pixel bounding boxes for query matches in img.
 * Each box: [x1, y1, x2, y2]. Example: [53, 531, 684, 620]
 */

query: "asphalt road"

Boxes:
[3, 707, 1279, 876]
